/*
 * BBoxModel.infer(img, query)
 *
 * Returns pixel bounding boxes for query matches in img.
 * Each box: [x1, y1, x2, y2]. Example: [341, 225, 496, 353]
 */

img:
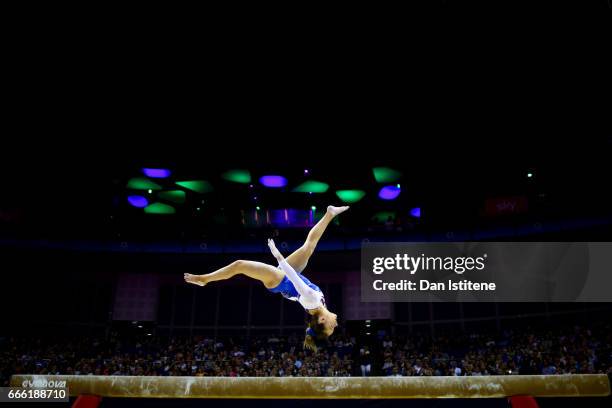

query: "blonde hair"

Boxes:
[304, 333, 318, 352]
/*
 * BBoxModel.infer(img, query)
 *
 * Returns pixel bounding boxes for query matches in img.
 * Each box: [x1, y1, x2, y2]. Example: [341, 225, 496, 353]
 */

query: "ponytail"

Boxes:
[304, 334, 318, 352]
[304, 316, 325, 352]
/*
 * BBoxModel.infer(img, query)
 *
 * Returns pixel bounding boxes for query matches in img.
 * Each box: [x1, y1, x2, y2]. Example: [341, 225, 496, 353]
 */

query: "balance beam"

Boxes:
[10, 374, 611, 399]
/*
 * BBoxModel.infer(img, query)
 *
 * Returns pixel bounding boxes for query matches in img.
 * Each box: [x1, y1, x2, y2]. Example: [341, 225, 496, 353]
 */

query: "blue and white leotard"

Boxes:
[268, 260, 325, 310]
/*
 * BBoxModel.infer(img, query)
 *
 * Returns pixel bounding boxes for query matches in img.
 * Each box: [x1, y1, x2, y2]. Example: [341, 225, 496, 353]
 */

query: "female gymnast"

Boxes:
[184, 205, 349, 351]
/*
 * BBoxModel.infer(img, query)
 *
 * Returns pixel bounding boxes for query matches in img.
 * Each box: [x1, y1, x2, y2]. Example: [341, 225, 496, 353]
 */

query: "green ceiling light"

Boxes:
[372, 211, 396, 223]
[222, 169, 251, 184]
[292, 180, 329, 193]
[176, 180, 213, 193]
[144, 202, 176, 214]
[127, 177, 162, 190]
[372, 167, 402, 183]
[335, 189, 366, 203]
[158, 190, 186, 204]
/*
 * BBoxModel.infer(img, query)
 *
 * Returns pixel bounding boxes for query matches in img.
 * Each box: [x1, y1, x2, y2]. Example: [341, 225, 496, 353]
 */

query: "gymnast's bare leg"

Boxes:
[184, 260, 284, 289]
[184, 205, 348, 287]
[285, 205, 349, 273]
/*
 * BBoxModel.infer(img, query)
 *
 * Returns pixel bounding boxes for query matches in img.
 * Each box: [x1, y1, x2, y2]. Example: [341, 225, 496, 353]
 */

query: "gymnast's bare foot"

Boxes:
[327, 205, 349, 216]
[184, 273, 208, 287]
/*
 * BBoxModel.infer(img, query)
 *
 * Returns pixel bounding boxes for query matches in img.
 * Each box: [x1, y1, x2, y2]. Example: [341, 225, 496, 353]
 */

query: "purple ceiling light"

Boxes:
[128, 195, 149, 208]
[142, 168, 171, 178]
[378, 185, 401, 200]
[259, 175, 288, 188]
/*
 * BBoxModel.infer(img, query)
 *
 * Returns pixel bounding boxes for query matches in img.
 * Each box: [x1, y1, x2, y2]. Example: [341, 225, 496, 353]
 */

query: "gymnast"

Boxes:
[184, 205, 349, 351]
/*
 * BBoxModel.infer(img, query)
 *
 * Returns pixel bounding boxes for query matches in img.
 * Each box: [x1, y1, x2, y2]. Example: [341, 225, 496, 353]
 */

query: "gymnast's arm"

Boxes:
[267, 239, 319, 301]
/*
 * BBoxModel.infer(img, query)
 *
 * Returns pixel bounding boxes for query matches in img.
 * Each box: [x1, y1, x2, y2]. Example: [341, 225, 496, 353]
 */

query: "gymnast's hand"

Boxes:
[267, 238, 284, 262]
